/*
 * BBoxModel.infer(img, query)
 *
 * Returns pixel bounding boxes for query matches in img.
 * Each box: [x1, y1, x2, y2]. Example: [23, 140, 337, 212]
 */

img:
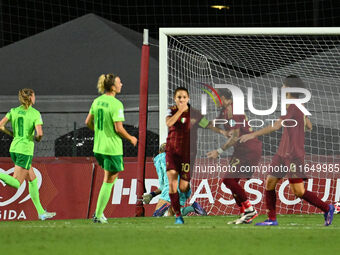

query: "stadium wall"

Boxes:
[0, 157, 339, 221]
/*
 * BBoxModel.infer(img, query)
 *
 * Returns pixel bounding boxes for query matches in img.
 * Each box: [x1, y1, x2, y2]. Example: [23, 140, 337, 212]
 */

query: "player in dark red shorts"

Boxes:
[240, 75, 335, 226]
[207, 89, 262, 224]
[166, 87, 211, 224]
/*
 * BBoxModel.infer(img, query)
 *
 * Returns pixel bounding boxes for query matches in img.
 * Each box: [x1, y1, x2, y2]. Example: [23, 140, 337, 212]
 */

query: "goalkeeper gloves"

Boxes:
[142, 193, 153, 204]
[142, 191, 158, 204]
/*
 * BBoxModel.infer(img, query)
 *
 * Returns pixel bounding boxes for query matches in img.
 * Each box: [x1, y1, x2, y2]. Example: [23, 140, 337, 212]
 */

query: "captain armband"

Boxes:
[198, 117, 210, 128]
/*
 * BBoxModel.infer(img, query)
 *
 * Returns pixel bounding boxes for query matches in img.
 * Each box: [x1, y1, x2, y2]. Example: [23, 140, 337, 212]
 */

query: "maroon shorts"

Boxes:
[270, 154, 305, 183]
[166, 151, 191, 181]
[224, 148, 262, 179]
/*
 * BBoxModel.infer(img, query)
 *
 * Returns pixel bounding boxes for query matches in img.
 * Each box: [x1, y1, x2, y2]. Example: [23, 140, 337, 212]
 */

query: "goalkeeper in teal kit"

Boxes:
[142, 143, 207, 217]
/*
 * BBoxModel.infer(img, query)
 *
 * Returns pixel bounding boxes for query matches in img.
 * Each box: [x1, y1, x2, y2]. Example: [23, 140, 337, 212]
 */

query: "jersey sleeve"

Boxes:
[167, 108, 172, 117]
[34, 111, 43, 126]
[5, 109, 12, 121]
[89, 101, 95, 115]
[112, 101, 125, 122]
[167, 107, 176, 117]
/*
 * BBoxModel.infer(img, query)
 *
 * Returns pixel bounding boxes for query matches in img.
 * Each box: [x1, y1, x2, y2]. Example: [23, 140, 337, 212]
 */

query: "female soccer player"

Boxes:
[207, 89, 262, 224]
[240, 75, 335, 226]
[0, 88, 56, 220]
[143, 143, 207, 217]
[165, 87, 211, 224]
[85, 74, 137, 224]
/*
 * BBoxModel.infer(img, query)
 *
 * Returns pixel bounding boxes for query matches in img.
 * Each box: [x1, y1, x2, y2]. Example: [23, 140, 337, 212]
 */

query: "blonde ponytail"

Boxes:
[97, 73, 118, 94]
[97, 74, 106, 94]
[18, 88, 34, 109]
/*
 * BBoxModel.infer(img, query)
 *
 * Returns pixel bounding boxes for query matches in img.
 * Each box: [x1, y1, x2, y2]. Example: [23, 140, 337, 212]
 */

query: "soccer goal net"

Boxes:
[159, 28, 340, 215]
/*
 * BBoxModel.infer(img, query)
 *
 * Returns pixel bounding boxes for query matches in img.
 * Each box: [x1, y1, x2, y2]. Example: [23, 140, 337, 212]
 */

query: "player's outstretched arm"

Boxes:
[240, 119, 282, 143]
[206, 122, 230, 137]
[0, 117, 13, 137]
[142, 189, 161, 204]
[221, 129, 239, 150]
[114, 121, 138, 146]
[206, 129, 239, 158]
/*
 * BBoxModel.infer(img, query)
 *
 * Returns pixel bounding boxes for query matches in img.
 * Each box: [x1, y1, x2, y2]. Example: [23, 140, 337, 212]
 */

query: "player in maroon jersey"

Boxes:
[240, 75, 335, 226]
[166, 87, 211, 224]
[207, 89, 262, 224]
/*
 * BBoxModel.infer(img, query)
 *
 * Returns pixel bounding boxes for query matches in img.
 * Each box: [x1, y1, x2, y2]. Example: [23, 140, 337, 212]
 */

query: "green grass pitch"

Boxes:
[1, 214, 339, 255]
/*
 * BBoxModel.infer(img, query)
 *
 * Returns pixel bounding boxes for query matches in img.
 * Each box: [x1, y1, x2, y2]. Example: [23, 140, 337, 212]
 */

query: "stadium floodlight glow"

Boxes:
[210, 5, 230, 10]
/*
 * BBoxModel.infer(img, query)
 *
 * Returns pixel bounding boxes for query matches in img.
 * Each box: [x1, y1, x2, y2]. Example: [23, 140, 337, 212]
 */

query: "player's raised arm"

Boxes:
[166, 104, 188, 128]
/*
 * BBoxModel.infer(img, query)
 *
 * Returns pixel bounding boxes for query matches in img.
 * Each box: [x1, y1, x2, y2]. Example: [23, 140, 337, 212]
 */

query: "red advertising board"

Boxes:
[88, 160, 159, 218]
[0, 157, 159, 221]
[0, 157, 339, 221]
[0, 158, 94, 221]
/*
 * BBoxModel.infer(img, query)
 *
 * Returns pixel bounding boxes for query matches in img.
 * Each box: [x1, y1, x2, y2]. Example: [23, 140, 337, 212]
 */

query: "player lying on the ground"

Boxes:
[142, 143, 207, 217]
[240, 75, 335, 226]
[207, 89, 262, 224]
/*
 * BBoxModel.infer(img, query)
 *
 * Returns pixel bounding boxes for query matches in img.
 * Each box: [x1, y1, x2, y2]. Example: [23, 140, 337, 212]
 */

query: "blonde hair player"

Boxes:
[86, 74, 137, 224]
[0, 88, 56, 220]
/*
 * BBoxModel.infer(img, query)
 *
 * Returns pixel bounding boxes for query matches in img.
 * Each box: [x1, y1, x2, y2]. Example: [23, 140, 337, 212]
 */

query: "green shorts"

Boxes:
[94, 153, 124, 172]
[10, 152, 33, 170]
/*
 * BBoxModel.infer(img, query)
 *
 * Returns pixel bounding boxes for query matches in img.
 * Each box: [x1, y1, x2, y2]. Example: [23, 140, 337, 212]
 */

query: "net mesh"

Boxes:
[166, 33, 340, 215]
[1, 0, 340, 48]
